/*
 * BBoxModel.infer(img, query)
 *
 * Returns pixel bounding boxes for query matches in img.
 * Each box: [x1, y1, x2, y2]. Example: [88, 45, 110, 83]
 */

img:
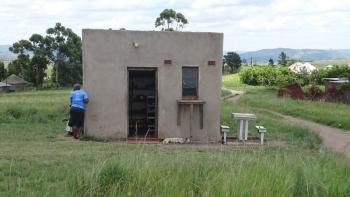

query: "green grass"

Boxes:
[239, 88, 350, 130]
[0, 89, 350, 196]
[222, 73, 248, 91]
[222, 74, 350, 130]
[221, 89, 231, 97]
[220, 99, 322, 149]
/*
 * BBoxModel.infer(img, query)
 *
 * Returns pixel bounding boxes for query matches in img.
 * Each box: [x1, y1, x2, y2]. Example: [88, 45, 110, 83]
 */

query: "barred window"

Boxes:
[182, 67, 198, 99]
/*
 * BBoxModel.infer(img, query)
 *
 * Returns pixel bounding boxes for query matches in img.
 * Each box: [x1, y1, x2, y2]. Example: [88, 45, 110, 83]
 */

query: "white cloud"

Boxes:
[0, 0, 349, 50]
[41, 1, 72, 16]
[191, 0, 240, 9]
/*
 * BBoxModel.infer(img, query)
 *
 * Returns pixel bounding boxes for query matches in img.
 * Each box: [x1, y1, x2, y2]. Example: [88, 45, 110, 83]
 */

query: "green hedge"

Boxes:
[239, 66, 296, 86]
[326, 66, 350, 79]
[239, 65, 349, 87]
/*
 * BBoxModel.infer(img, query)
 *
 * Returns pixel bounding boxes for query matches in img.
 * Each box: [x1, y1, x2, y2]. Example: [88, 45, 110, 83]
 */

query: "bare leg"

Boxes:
[76, 127, 81, 138]
[73, 126, 79, 139]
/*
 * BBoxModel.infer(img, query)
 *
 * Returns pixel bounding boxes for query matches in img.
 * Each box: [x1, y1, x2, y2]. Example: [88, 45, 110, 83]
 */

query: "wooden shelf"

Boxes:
[177, 100, 206, 105]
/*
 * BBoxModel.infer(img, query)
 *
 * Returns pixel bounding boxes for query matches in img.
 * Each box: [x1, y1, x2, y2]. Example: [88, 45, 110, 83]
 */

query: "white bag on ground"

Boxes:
[65, 121, 72, 133]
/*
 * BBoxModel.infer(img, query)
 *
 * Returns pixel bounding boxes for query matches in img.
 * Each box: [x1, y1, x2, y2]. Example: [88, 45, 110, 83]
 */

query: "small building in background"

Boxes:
[1, 74, 29, 91]
[289, 62, 317, 74]
[0, 82, 13, 92]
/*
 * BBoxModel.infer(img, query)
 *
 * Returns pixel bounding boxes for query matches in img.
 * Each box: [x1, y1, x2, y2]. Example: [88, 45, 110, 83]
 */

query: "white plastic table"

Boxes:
[231, 113, 256, 141]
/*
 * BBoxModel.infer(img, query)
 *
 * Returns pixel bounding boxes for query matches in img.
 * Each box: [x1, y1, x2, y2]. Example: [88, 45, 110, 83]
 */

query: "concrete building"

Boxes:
[83, 29, 223, 143]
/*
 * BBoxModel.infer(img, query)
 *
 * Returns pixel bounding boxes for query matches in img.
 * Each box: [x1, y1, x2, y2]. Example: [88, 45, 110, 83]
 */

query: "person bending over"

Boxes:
[68, 83, 89, 139]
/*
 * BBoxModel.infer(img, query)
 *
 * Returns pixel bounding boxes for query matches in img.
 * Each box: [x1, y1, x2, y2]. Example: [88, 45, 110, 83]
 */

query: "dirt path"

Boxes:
[222, 88, 243, 101]
[225, 88, 350, 158]
[271, 111, 350, 158]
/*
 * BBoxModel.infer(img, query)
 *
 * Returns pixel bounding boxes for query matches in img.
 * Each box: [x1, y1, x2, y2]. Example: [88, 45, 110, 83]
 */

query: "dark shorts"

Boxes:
[68, 107, 85, 128]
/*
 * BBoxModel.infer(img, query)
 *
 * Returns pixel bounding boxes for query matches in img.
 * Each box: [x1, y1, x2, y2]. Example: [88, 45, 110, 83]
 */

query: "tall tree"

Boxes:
[8, 23, 81, 87]
[0, 61, 6, 81]
[46, 23, 82, 86]
[278, 51, 288, 66]
[175, 12, 188, 30]
[7, 59, 24, 77]
[9, 40, 32, 80]
[224, 52, 242, 73]
[155, 9, 188, 31]
[242, 58, 248, 66]
[268, 58, 274, 66]
[46, 23, 69, 86]
[9, 36, 49, 87]
[222, 58, 226, 73]
[28, 34, 50, 87]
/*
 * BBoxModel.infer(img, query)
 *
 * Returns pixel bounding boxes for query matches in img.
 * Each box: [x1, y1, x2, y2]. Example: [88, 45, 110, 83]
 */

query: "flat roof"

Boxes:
[82, 29, 223, 36]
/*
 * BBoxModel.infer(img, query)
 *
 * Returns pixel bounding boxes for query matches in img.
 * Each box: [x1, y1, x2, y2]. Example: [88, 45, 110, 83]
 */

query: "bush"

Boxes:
[240, 65, 350, 87]
[240, 66, 295, 86]
[326, 65, 350, 78]
[305, 85, 325, 100]
[309, 69, 328, 85]
[308, 65, 350, 85]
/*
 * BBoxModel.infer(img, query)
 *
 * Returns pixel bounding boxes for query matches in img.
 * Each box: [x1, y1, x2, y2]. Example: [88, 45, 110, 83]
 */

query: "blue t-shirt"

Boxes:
[70, 90, 88, 110]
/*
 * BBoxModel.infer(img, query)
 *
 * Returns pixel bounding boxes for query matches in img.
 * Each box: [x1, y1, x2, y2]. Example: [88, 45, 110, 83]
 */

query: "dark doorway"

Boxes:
[128, 69, 157, 137]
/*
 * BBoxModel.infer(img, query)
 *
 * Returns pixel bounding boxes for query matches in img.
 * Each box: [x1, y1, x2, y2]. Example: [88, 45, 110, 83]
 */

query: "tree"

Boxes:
[242, 58, 248, 66]
[155, 9, 188, 31]
[0, 61, 6, 81]
[8, 23, 82, 87]
[222, 58, 226, 73]
[9, 36, 49, 87]
[224, 52, 242, 73]
[9, 40, 32, 80]
[175, 12, 188, 30]
[7, 59, 23, 77]
[28, 34, 50, 87]
[46, 23, 82, 86]
[268, 58, 274, 66]
[278, 51, 288, 66]
[287, 58, 299, 66]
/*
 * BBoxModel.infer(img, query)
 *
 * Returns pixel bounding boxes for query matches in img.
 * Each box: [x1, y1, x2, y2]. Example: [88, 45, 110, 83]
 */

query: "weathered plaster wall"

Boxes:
[83, 29, 223, 143]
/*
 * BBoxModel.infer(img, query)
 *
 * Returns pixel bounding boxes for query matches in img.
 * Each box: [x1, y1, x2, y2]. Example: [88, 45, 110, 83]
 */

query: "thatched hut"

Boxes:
[1, 74, 29, 91]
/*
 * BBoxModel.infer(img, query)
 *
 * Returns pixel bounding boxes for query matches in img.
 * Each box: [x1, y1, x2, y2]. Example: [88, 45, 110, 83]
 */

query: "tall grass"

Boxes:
[0, 89, 350, 196]
[65, 146, 350, 196]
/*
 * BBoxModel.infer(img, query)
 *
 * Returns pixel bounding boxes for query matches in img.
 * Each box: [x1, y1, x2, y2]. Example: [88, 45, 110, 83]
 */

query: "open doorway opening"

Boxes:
[128, 68, 157, 138]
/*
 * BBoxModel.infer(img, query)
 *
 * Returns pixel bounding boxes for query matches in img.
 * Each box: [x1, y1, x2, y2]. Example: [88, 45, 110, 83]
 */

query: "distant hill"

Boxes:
[0, 45, 15, 63]
[237, 48, 350, 63]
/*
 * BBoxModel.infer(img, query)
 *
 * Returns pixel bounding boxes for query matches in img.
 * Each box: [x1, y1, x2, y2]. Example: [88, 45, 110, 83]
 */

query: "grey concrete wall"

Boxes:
[83, 29, 223, 143]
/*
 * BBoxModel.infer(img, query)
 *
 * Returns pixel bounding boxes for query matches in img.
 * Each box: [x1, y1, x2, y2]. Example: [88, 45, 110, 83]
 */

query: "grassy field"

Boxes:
[1, 87, 350, 196]
[222, 74, 350, 130]
[222, 74, 255, 91]
[311, 59, 350, 68]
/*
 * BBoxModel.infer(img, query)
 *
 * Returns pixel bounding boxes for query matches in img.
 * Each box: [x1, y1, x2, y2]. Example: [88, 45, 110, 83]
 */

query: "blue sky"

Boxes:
[1, 0, 350, 51]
